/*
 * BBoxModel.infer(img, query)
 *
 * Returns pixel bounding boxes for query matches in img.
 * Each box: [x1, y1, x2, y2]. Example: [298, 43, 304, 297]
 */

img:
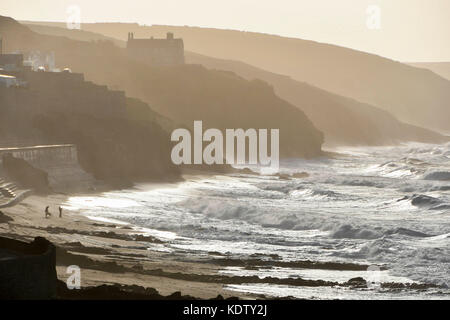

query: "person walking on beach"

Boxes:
[45, 206, 51, 218]
[59, 206, 63, 218]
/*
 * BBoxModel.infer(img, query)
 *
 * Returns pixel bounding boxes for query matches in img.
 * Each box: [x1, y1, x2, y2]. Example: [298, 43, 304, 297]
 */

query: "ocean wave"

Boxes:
[383, 227, 434, 238]
[328, 225, 435, 240]
[396, 194, 449, 211]
[290, 188, 348, 201]
[329, 224, 381, 240]
[338, 177, 386, 188]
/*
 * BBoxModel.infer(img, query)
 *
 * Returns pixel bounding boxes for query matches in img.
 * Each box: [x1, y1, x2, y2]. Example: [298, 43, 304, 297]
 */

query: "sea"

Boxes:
[65, 142, 450, 299]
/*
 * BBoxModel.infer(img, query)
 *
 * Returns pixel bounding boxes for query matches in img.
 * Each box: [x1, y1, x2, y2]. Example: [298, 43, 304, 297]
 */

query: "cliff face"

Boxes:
[186, 52, 448, 147]
[0, 16, 181, 183]
[0, 84, 180, 184]
[90, 63, 323, 158]
[22, 22, 448, 148]
[408, 62, 450, 82]
[33, 111, 179, 184]
[1, 16, 324, 159]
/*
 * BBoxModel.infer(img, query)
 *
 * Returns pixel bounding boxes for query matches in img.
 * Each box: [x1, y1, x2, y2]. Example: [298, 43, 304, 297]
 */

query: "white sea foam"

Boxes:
[66, 142, 450, 299]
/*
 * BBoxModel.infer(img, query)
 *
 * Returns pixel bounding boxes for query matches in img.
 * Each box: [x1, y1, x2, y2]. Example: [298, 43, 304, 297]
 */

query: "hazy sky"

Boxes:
[1, 0, 449, 62]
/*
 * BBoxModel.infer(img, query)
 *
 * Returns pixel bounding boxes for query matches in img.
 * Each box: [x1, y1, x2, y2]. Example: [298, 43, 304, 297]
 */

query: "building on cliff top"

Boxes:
[126, 32, 185, 66]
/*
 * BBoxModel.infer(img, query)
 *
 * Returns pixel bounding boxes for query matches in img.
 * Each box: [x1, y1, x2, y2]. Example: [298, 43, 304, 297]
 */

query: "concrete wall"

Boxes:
[0, 144, 96, 193]
[0, 144, 78, 168]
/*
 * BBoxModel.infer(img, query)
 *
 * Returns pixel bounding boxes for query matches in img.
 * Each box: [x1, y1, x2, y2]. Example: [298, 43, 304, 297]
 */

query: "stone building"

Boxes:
[126, 32, 185, 66]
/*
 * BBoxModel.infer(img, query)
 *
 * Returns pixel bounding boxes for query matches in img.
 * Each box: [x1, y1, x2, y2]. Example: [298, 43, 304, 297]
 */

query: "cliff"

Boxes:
[1, 16, 324, 158]
[0, 85, 180, 184]
[185, 52, 448, 146]
[408, 62, 450, 82]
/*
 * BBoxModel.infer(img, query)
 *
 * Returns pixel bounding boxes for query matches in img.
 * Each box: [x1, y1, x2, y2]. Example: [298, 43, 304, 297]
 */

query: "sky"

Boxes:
[1, 0, 449, 62]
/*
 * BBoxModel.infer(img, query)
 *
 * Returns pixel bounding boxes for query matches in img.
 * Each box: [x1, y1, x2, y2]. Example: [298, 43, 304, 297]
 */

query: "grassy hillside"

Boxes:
[186, 52, 447, 146]
[43, 22, 449, 133]
[22, 22, 448, 146]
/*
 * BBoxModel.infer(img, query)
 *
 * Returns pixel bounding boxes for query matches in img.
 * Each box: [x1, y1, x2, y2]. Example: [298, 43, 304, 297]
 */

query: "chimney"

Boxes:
[167, 32, 174, 40]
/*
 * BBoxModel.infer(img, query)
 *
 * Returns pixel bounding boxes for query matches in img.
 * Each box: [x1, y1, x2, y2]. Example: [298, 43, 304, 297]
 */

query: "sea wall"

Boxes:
[0, 144, 96, 192]
[0, 144, 78, 168]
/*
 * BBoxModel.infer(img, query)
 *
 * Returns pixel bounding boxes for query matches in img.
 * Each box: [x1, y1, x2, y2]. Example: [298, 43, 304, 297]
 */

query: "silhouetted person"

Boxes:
[45, 206, 51, 218]
[59, 206, 63, 218]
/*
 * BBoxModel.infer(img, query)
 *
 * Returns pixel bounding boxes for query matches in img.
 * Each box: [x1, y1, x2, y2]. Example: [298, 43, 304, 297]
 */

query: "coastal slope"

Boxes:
[23, 22, 448, 147]
[59, 22, 450, 133]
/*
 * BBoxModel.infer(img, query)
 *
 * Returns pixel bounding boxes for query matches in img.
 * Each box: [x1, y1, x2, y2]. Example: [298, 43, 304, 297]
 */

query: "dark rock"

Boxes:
[0, 236, 57, 299]
[345, 277, 367, 288]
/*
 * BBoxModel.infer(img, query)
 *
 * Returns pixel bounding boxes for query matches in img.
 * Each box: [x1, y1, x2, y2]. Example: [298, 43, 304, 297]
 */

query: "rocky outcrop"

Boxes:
[0, 236, 57, 299]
